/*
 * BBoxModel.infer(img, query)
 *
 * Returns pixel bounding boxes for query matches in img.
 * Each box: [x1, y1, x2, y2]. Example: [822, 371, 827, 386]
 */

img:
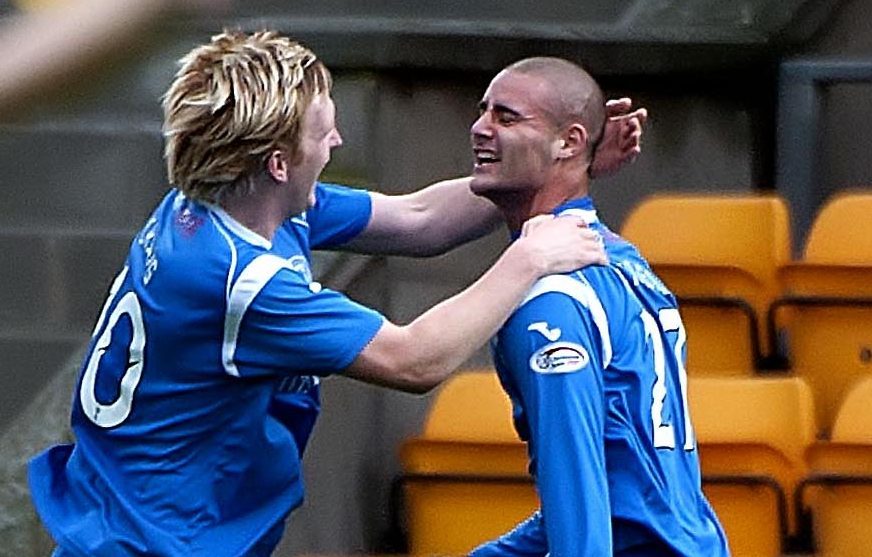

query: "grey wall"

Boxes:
[2, 0, 871, 555]
[807, 0, 872, 203]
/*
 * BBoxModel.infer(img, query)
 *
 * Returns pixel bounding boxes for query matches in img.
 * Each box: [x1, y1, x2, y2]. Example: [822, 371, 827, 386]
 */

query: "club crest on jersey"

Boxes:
[288, 255, 313, 283]
[530, 342, 589, 374]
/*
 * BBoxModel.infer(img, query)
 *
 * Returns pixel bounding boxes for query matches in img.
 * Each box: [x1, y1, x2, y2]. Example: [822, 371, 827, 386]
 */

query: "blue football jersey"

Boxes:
[29, 183, 385, 557]
[473, 197, 729, 557]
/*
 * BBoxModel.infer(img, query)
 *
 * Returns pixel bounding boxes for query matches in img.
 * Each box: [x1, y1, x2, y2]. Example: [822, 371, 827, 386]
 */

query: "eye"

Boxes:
[495, 111, 519, 126]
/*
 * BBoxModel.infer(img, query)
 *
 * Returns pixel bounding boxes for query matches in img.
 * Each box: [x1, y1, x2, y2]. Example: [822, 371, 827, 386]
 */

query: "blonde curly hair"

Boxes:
[162, 30, 332, 202]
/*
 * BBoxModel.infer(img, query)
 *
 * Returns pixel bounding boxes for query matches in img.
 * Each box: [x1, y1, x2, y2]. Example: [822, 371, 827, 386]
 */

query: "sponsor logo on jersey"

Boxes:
[529, 341, 590, 374]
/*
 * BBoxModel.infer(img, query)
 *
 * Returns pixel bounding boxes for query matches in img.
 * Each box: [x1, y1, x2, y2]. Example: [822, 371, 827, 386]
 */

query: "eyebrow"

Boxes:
[478, 100, 525, 119]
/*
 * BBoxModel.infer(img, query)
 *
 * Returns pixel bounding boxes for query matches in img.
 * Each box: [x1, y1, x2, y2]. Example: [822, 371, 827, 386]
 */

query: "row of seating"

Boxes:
[620, 190, 872, 436]
[397, 371, 872, 557]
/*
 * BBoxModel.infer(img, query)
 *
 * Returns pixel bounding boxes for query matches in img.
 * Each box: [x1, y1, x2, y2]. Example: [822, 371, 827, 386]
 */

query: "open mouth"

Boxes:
[473, 149, 500, 169]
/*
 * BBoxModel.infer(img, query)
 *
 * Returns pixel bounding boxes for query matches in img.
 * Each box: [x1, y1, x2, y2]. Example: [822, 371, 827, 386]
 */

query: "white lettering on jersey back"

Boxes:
[521, 274, 612, 367]
[527, 321, 562, 342]
[530, 341, 590, 374]
[139, 216, 159, 285]
[615, 260, 671, 296]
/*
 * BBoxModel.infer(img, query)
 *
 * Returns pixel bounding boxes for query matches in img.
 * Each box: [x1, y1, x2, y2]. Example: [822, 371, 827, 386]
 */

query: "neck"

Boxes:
[486, 175, 590, 234]
[219, 176, 299, 241]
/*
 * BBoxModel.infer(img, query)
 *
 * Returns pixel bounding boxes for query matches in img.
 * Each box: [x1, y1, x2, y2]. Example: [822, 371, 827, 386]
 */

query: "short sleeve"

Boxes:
[306, 182, 373, 249]
[229, 267, 384, 378]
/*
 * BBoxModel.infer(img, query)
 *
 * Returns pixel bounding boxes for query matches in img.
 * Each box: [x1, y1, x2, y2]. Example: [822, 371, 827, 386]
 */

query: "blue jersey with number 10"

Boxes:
[474, 197, 729, 557]
[29, 183, 384, 557]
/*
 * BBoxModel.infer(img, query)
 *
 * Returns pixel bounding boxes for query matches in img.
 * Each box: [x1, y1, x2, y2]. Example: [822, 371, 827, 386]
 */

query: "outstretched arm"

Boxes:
[345, 99, 647, 256]
[344, 176, 501, 257]
[344, 216, 607, 393]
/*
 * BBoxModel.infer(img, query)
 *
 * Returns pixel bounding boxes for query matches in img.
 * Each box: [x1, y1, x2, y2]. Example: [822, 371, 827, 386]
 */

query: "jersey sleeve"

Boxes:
[469, 510, 548, 557]
[496, 274, 614, 556]
[306, 182, 373, 249]
[226, 261, 384, 378]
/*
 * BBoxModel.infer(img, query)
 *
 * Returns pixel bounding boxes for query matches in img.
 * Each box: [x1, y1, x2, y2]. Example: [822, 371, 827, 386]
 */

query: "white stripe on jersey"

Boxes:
[520, 274, 612, 367]
[210, 212, 239, 302]
[557, 207, 599, 225]
[223, 254, 294, 377]
[208, 203, 273, 249]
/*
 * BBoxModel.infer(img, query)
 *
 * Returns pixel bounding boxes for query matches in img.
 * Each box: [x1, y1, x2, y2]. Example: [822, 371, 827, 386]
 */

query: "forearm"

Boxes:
[536, 374, 612, 555]
[346, 215, 599, 392]
[403, 242, 539, 381]
[405, 176, 502, 253]
[348, 177, 502, 256]
[346, 240, 543, 393]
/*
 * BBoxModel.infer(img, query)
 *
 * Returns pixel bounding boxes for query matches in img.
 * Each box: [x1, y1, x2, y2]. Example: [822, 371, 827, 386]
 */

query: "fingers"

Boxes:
[618, 110, 645, 154]
[579, 228, 608, 265]
[519, 214, 555, 237]
[632, 107, 648, 127]
[605, 97, 632, 117]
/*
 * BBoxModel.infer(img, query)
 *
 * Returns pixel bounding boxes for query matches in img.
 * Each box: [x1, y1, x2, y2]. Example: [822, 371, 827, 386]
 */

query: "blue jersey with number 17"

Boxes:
[477, 197, 729, 557]
[28, 183, 385, 557]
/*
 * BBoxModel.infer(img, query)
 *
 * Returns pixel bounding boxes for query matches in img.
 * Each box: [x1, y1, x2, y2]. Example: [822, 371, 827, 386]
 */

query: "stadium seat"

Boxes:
[798, 377, 872, 557]
[689, 376, 816, 557]
[621, 194, 791, 374]
[769, 190, 872, 435]
[398, 370, 536, 555]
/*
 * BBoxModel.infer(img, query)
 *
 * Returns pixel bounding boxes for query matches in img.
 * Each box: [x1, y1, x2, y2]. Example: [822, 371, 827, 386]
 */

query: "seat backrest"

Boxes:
[831, 376, 872, 443]
[421, 369, 517, 443]
[621, 194, 792, 301]
[781, 305, 872, 436]
[689, 376, 815, 470]
[803, 191, 872, 264]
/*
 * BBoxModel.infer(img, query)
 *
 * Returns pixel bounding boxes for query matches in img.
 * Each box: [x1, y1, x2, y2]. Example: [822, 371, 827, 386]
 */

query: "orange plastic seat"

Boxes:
[798, 377, 872, 557]
[770, 190, 872, 435]
[398, 370, 535, 555]
[622, 194, 791, 374]
[689, 376, 815, 557]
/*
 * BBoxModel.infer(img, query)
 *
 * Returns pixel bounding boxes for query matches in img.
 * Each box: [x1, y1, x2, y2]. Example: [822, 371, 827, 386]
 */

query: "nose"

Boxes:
[470, 110, 492, 139]
[330, 128, 343, 148]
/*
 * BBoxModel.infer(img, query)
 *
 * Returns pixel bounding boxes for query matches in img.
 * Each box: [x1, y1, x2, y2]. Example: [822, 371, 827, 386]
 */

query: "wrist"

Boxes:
[508, 237, 547, 282]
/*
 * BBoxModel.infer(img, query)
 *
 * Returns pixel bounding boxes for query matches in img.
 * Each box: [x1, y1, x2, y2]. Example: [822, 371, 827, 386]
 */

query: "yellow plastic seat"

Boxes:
[621, 194, 791, 374]
[689, 376, 815, 557]
[770, 190, 872, 435]
[799, 377, 872, 557]
[399, 370, 535, 556]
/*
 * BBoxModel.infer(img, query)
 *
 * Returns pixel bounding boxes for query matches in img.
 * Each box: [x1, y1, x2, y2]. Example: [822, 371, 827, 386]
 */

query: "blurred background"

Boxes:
[0, 0, 870, 555]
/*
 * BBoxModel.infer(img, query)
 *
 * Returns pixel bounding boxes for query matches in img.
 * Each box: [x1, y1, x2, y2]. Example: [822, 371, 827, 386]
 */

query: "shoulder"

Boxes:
[520, 267, 629, 314]
[511, 272, 619, 342]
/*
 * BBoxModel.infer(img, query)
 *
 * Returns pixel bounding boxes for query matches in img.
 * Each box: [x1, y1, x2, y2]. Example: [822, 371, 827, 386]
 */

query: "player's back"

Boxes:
[585, 226, 729, 556]
[29, 191, 307, 556]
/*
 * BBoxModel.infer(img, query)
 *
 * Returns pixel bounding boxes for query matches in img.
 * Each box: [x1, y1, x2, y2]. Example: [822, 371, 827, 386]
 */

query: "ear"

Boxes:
[555, 123, 589, 160]
[266, 150, 289, 183]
